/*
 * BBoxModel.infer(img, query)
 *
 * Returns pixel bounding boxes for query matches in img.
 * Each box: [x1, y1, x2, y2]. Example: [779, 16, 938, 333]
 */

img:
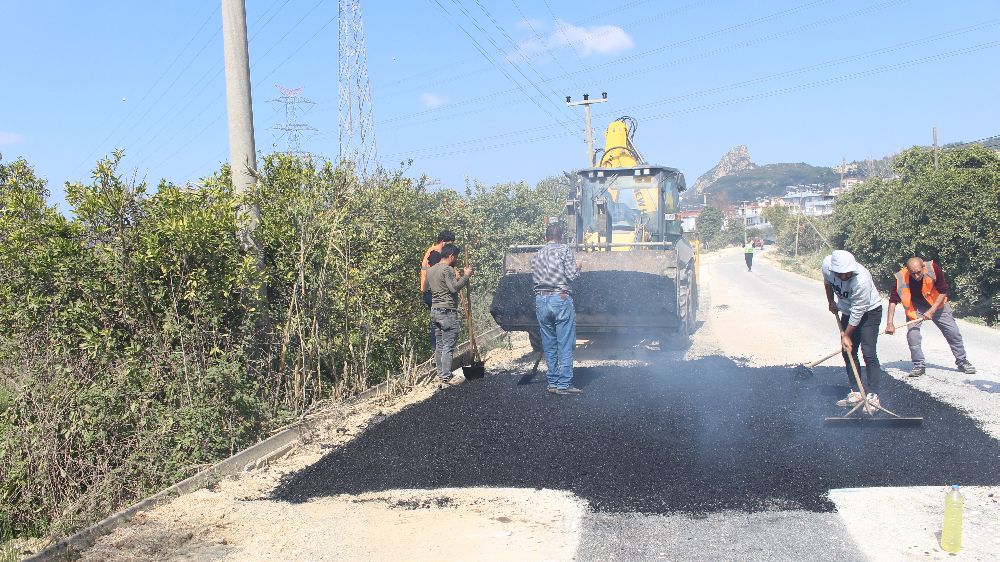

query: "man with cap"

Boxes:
[886, 257, 975, 377]
[822, 250, 885, 411]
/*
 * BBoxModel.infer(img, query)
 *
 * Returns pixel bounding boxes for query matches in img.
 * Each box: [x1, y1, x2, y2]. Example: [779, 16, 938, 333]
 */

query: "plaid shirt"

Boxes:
[531, 241, 580, 295]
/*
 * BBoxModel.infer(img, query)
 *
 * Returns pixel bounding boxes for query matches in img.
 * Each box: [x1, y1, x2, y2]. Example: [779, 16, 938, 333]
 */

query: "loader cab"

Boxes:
[568, 166, 686, 248]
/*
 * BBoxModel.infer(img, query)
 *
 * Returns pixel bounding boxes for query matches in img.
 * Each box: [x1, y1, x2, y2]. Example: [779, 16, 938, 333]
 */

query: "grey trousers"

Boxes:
[431, 308, 459, 380]
[907, 302, 968, 367]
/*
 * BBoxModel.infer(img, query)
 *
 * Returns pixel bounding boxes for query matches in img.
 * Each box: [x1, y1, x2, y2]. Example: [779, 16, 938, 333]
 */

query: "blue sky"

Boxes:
[1, 0, 998, 210]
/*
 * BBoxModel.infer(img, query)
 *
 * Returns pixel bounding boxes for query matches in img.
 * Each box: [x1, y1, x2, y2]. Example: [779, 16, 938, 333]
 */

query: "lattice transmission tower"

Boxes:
[270, 84, 316, 156]
[338, 0, 378, 175]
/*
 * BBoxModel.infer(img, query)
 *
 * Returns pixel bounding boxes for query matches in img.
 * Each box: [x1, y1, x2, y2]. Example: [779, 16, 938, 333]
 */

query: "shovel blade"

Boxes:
[462, 361, 485, 380]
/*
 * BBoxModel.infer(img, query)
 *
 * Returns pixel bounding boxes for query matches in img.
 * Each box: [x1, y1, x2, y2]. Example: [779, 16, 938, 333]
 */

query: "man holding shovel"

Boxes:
[886, 257, 976, 377]
[823, 250, 885, 409]
[427, 244, 472, 385]
[420, 230, 456, 351]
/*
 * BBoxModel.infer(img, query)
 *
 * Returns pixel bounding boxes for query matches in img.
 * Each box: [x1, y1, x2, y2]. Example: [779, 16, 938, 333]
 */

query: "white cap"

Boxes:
[829, 250, 858, 273]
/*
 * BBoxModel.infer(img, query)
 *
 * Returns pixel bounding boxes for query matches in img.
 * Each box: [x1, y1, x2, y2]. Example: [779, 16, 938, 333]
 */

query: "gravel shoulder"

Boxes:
[79, 341, 591, 562]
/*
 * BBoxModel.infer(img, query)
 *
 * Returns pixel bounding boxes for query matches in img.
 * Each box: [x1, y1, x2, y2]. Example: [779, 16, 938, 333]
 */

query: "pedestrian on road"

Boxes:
[744, 241, 755, 272]
[420, 230, 456, 351]
[823, 250, 885, 411]
[531, 224, 582, 395]
[886, 257, 976, 377]
[427, 244, 472, 385]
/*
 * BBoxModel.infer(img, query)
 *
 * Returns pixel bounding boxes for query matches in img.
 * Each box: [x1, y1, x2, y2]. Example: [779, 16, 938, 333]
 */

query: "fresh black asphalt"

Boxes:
[272, 356, 1000, 514]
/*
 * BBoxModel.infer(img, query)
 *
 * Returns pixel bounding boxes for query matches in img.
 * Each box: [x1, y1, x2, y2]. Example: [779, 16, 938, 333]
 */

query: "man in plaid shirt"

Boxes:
[531, 224, 582, 395]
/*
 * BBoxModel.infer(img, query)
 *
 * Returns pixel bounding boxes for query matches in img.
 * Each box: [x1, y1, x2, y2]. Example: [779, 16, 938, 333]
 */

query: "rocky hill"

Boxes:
[692, 145, 754, 194]
[707, 163, 839, 202]
[690, 145, 839, 203]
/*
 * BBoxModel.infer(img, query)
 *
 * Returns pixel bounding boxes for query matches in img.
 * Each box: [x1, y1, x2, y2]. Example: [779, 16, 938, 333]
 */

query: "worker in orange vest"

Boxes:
[886, 257, 975, 377]
[420, 230, 456, 350]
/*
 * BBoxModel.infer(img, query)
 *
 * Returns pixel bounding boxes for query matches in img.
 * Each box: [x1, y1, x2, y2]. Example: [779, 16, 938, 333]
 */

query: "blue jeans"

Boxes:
[535, 294, 576, 389]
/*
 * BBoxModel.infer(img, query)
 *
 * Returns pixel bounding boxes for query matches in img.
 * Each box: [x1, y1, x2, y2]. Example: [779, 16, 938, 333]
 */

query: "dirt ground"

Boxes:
[71, 246, 999, 561]
[80, 338, 592, 562]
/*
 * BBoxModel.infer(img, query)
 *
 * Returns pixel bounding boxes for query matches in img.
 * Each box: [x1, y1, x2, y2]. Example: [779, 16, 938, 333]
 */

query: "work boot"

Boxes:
[908, 365, 926, 378]
[864, 393, 880, 415]
[447, 375, 465, 386]
[957, 360, 976, 374]
[836, 391, 863, 407]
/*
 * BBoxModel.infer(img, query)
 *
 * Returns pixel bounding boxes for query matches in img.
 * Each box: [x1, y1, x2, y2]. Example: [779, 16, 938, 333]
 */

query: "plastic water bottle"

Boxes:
[940, 484, 964, 553]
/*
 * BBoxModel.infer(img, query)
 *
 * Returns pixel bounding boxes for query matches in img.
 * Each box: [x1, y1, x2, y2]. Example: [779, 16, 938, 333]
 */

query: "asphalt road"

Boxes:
[272, 249, 1000, 560]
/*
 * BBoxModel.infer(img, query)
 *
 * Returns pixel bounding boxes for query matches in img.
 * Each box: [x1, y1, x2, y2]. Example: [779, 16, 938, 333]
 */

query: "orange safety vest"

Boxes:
[419, 243, 442, 292]
[894, 260, 946, 320]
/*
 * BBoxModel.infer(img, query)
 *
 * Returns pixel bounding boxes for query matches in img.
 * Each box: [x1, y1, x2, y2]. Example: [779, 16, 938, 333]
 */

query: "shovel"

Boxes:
[461, 247, 485, 380]
[795, 317, 923, 379]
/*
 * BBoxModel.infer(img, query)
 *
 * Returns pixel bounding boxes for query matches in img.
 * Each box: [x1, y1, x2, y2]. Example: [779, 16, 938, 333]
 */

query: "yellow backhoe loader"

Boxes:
[490, 116, 698, 349]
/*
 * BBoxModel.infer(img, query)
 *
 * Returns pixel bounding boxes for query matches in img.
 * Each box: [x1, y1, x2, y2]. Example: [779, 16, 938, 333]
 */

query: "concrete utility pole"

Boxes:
[933, 126, 939, 170]
[222, 0, 259, 243]
[222, 0, 268, 333]
[567, 93, 608, 167]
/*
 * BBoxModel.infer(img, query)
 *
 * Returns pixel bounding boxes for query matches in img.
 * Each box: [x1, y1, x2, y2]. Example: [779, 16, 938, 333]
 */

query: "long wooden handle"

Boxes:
[807, 318, 923, 369]
[833, 314, 867, 396]
[463, 247, 480, 361]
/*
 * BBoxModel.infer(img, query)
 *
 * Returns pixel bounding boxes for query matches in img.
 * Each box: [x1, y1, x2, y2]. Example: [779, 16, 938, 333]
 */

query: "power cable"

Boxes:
[369, 0, 682, 91]
[375, 0, 710, 102]
[384, 41, 1000, 160]
[380, 0, 926, 131]
[426, 0, 576, 135]
[594, 20, 999, 120]
[71, 4, 220, 177]
[126, 0, 325, 165]
[136, 1, 336, 172]
[512, 0, 584, 91]
[378, 0, 849, 125]
[469, 0, 579, 121]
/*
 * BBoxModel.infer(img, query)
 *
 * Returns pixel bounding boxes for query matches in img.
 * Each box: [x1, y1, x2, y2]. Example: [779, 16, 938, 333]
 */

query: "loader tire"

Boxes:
[661, 267, 696, 350]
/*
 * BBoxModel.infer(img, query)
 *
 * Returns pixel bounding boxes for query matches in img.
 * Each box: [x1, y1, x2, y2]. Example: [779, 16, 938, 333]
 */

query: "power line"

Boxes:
[377, 0, 846, 125]
[159, 4, 351, 179]
[369, 0, 684, 91]
[374, 0, 711, 102]
[379, 0, 919, 130]
[71, 4, 220, 177]
[469, 0, 579, 121]
[384, 40, 1000, 160]
[510, 0, 584, 91]
[450, 0, 577, 123]
[595, 20, 999, 120]
[136, 2, 341, 173]
[425, 0, 576, 135]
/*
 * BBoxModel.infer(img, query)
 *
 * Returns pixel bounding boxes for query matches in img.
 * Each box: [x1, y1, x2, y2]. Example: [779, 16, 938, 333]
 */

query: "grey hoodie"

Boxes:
[822, 251, 882, 326]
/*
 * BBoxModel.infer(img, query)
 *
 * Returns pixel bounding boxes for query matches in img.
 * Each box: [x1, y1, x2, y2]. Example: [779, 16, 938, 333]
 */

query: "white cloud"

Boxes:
[516, 20, 634, 60]
[0, 131, 25, 145]
[420, 92, 446, 108]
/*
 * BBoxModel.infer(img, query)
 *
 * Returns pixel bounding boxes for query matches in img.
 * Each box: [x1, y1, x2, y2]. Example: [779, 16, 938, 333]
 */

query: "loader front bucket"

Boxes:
[490, 268, 681, 335]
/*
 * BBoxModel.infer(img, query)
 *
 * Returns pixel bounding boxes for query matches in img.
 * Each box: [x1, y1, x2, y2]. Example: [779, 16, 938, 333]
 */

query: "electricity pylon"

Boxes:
[338, 0, 378, 176]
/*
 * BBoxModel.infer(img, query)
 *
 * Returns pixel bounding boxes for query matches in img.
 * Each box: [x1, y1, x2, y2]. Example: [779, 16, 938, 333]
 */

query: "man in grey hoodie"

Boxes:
[822, 250, 884, 409]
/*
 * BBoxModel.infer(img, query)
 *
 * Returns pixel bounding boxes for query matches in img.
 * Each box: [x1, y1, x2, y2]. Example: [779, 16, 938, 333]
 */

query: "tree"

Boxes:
[696, 206, 725, 247]
[833, 144, 999, 323]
